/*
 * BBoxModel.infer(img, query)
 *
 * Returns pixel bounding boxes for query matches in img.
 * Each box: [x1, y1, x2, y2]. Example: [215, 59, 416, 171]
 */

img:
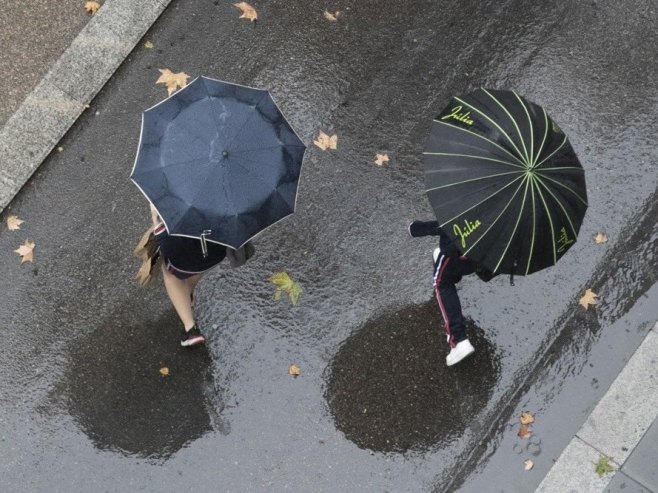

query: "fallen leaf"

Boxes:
[84, 1, 101, 14]
[520, 412, 535, 425]
[518, 411, 534, 438]
[374, 153, 389, 166]
[7, 215, 24, 231]
[159, 367, 169, 376]
[234, 2, 258, 21]
[156, 69, 190, 96]
[313, 131, 338, 150]
[288, 364, 300, 377]
[57, 146, 64, 152]
[579, 288, 598, 309]
[324, 10, 341, 21]
[595, 455, 614, 477]
[144, 40, 154, 49]
[14, 239, 35, 263]
[524, 459, 534, 471]
[270, 272, 303, 305]
[518, 423, 532, 439]
[594, 232, 608, 244]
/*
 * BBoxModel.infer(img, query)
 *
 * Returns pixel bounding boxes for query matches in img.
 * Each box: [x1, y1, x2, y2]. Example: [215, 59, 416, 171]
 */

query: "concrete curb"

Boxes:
[537, 323, 658, 492]
[0, 0, 172, 212]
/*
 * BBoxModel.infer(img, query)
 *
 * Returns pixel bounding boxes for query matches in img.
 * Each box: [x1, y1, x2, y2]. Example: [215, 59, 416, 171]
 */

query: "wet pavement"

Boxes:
[0, 0, 657, 491]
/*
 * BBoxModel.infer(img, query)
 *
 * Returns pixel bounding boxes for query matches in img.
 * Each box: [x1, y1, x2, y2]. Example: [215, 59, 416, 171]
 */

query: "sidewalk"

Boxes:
[537, 323, 658, 493]
[0, 0, 172, 213]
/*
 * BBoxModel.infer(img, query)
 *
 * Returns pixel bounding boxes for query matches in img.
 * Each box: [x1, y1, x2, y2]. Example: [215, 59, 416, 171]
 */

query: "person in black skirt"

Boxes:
[150, 205, 227, 347]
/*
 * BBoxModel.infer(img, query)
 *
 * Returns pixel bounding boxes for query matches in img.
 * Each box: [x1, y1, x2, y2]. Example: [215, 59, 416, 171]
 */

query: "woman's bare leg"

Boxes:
[161, 266, 196, 331]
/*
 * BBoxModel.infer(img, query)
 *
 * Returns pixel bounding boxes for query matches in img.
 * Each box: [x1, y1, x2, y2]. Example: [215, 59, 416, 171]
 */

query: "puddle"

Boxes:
[61, 309, 222, 460]
[325, 300, 500, 454]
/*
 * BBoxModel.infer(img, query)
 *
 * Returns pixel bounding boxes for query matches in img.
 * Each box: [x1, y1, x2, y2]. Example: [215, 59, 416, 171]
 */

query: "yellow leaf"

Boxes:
[594, 232, 608, 244]
[524, 459, 534, 471]
[84, 1, 101, 14]
[6, 215, 24, 231]
[313, 131, 338, 150]
[288, 364, 300, 377]
[14, 239, 35, 263]
[324, 10, 341, 21]
[270, 272, 303, 305]
[144, 40, 154, 49]
[374, 153, 389, 166]
[156, 68, 190, 96]
[234, 2, 258, 21]
[579, 288, 598, 309]
[160, 367, 169, 376]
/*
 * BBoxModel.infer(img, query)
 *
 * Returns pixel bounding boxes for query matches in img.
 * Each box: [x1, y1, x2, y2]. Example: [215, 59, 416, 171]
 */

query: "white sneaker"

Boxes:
[433, 247, 441, 263]
[446, 339, 475, 366]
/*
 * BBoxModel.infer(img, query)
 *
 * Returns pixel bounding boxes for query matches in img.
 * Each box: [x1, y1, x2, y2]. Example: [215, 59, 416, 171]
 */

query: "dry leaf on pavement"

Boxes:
[288, 364, 300, 377]
[7, 215, 24, 230]
[84, 1, 101, 14]
[144, 40, 154, 49]
[324, 10, 341, 21]
[160, 367, 170, 376]
[594, 232, 608, 244]
[156, 69, 190, 96]
[518, 411, 534, 438]
[313, 131, 337, 150]
[579, 288, 598, 309]
[374, 153, 389, 166]
[524, 459, 534, 471]
[234, 2, 258, 21]
[14, 240, 35, 263]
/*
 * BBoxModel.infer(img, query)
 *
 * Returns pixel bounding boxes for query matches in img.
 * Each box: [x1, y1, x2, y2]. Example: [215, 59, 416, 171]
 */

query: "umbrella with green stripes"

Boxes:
[423, 88, 587, 275]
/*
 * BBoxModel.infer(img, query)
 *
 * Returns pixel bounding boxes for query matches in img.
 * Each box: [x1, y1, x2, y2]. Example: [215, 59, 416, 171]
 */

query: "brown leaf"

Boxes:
[579, 288, 598, 309]
[288, 364, 300, 377]
[156, 69, 190, 96]
[520, 411, 535, 425]
[374, 153, 389, 166]
[84, 1, 101, 14]
[159, 367, 170, 376]
[524, 459, 534, 471]
[234, 2, 258, 21]
[594, 232, 608, 244]
[6, 215, 24, 231]
[313, 131, 338, 150]
[324, 10, 341, 21]
[518, 423, 532, 439]
[14, 239, 35, 263]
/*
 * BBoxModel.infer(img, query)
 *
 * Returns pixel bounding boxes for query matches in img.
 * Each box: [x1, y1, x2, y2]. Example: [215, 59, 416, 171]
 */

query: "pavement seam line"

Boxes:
[0, 0, 174, 213]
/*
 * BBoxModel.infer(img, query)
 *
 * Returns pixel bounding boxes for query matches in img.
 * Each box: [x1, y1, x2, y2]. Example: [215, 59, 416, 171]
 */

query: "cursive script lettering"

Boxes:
[441, 105, 474, 125]
[556, 226, 574, 253]
[453, 219, 482, 249]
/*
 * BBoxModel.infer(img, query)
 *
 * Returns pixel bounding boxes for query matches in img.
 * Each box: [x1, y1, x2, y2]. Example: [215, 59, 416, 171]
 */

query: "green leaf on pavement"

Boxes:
[270, 272, 302, 305]
[595, 455, 614, 477]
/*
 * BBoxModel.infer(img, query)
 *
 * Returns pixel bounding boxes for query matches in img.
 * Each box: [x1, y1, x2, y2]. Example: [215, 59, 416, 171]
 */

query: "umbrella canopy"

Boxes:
[423, 88, 587, 275]
[131, 76, 306, 249]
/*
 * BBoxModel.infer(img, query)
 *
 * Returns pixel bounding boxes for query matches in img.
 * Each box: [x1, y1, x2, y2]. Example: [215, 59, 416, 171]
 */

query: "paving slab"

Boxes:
[605, 472, 652, 493]
[620, 417, 658, 491]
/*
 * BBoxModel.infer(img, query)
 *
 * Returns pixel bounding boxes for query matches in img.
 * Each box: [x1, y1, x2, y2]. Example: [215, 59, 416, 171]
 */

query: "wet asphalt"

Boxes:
[1, 0, 657, 491]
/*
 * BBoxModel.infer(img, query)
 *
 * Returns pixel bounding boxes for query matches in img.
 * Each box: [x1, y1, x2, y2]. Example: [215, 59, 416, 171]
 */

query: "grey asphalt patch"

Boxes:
[537, 324, 658, 492]
[0, 0, 172, 212]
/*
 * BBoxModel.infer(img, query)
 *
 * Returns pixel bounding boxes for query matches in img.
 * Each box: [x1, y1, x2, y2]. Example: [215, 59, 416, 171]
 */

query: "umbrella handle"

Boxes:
[200, 229, 212, 258]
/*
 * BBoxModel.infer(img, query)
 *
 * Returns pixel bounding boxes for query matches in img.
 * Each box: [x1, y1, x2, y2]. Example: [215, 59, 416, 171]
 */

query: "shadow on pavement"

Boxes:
[325, 299, 500, 454]
[62, 308, 221, 460]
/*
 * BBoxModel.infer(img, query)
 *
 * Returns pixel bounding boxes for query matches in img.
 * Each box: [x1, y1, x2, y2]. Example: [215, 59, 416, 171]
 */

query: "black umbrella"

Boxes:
[423, 88, 587, 275]
[131, 76, 306, 250]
